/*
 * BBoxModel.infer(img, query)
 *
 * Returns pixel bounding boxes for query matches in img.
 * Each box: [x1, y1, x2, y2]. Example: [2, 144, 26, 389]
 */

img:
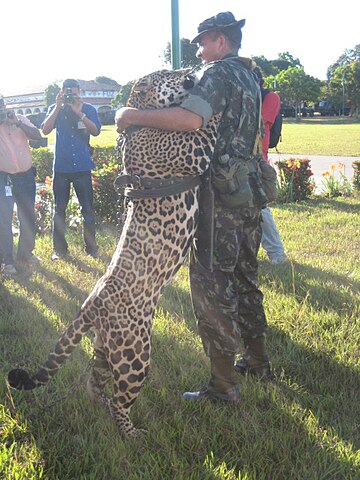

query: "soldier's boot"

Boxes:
[234, 336, 273, 381]
[183, 355, 240, 402]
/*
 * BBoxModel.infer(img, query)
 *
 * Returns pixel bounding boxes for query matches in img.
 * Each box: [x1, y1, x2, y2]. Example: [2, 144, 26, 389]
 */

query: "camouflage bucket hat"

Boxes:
[191, 11, 246, 44]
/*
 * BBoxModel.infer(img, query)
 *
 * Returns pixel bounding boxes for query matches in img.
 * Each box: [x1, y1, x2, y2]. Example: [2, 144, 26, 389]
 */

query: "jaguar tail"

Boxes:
[8, 310, 92, 391]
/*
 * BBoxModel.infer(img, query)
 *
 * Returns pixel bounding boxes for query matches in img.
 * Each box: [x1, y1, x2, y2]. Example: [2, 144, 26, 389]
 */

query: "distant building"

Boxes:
[4, 80, 119, 117]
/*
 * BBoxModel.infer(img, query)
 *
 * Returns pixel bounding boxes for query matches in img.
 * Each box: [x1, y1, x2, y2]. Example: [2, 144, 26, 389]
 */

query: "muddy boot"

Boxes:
[183, 355, 240, 402]
[234, 336, 273, 381]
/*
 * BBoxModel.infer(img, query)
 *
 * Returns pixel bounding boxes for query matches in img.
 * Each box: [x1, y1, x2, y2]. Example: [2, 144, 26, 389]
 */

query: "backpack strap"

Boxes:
[252, 93, 263, 157]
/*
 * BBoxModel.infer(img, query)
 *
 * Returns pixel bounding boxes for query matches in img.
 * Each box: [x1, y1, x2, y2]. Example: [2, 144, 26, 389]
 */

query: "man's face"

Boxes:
[196, 31, 222, 64]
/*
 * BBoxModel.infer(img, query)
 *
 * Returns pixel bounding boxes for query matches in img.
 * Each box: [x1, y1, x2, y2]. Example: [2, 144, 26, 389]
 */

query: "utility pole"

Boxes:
[171, 0, 181, 69]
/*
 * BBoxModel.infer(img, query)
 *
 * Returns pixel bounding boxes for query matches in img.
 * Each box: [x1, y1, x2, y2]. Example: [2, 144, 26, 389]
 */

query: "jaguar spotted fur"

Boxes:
[8, 68, 219, 438]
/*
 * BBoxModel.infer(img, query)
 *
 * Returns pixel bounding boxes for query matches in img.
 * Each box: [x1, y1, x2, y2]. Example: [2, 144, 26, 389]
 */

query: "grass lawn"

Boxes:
[43, 117, 360, 157]
[1, 197, 359, 479]
[279, 117, 360, 157]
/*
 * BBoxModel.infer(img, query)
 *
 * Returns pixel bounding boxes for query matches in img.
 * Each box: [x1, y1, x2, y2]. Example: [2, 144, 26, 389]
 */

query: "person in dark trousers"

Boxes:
[0, 95, 42, 275]
[42, 79, 101, 260]
[115, 11, 272, 402]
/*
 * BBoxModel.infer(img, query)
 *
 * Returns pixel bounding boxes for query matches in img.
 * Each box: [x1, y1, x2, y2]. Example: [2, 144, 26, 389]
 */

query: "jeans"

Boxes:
[261, 207, 286, 261]
[0, 169, 36, 264]
[52, 171, 97, 254]
[0, 173, 15, 265]
[11, 168, 37, 262]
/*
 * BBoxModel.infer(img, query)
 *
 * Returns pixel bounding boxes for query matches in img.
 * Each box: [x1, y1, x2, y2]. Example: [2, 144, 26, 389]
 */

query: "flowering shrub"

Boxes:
[35, 181, 53, 235]
[35, 176, 85, 235]
[275, 158, 315, 202]
[321, 162, 352, 198]
[92, 145, 123, 224]
[31, 147, 53, 182]
[33, 145, 124, 226]
[352, 160, 360, 192]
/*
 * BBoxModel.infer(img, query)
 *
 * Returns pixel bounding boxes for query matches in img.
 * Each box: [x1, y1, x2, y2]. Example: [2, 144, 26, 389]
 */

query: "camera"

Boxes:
[0, 109, 15, 123]
[64, 88, 75, 104]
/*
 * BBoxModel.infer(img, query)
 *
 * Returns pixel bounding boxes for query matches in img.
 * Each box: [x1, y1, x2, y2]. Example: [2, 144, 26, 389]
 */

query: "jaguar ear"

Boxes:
[183, 75, 195, 90]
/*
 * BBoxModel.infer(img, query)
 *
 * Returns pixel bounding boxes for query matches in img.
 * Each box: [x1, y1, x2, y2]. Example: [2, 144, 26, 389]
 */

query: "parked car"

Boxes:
[301, 106, 315, 117]
[280, 104, 296, 118]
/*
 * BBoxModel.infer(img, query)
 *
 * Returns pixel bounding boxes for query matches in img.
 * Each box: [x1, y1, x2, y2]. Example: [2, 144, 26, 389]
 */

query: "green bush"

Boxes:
[31, 145, 124, 225]
[31, 147, 53, 182]
[92, 145, 123, 224]
[352, 160, 360, 191]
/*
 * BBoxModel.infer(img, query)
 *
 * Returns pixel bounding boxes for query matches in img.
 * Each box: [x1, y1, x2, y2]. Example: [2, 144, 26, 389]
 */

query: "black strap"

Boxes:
[114, 174, 201, 198]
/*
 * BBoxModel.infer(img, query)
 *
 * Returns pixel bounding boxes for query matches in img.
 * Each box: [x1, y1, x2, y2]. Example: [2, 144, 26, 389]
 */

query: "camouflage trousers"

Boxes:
[190, 204, 267, 358]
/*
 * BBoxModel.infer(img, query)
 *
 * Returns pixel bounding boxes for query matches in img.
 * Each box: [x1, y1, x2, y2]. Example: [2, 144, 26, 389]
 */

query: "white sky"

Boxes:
[2, 0, 359, 95]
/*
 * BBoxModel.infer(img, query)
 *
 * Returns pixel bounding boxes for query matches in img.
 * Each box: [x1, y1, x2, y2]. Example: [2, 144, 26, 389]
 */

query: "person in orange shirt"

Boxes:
[0, 96, 42, 275]
[257, 69, 288, 265]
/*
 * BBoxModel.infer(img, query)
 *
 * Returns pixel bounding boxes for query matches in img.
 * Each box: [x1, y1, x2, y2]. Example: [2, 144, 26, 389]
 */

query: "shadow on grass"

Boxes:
[144, 319, 359, 479]
[259, 259, 359, 317]
[152, 275, 359, 477]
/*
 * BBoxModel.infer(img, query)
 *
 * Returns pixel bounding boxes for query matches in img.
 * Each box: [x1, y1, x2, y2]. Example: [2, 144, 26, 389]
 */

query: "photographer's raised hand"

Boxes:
[42, 92, 64, 135]
[6, 110, 42, 140]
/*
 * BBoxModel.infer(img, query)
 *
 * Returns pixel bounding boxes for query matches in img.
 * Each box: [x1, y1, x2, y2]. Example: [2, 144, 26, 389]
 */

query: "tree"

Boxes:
[275, 67, 322, 116]
[112, 80, 134, 108]
[44, 83, 60, 107]
[95, 76, 119, 87]
[163, 38, 201, 69]
[252, 52, 302, 76]
[251, 55, 276, 76]
[327, 44, 360, 79]
[328, 62, 360, 114]
[272, 52, 302, 72]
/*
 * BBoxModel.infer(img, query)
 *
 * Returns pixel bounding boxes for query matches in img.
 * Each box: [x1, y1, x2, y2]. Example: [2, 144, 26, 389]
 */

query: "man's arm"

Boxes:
[81, 111, 100, 137]
[42, 104, 61, 135]
[115, 106, 203, 134]
[7, 112, 42, 140]
[17, 121, 42, 140]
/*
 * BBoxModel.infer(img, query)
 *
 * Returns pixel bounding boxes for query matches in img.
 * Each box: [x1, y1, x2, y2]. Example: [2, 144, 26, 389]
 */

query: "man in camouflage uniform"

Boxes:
[115, 11, 272, 402]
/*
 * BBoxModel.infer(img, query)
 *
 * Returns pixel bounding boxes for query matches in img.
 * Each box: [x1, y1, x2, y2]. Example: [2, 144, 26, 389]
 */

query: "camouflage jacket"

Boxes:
[181, 54, 262, 165]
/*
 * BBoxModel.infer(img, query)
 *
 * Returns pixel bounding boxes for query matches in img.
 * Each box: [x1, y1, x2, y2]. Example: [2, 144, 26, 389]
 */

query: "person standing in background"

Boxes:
[42, 79, 101, 261]
[0, 95, 42, 275]
[257, 68, 288, 265]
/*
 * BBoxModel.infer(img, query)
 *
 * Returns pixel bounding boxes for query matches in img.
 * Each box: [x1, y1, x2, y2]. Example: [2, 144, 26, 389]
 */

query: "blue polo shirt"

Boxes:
[44, 103, 101, 173]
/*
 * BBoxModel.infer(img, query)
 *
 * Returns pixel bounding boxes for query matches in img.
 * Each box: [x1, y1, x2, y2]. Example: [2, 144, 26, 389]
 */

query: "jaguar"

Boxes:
[8, 68, 220, 438]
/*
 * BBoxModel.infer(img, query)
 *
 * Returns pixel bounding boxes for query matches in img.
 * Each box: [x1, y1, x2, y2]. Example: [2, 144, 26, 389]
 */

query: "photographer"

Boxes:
[42, 79, 101, 260]
[0, 96, 42, 275]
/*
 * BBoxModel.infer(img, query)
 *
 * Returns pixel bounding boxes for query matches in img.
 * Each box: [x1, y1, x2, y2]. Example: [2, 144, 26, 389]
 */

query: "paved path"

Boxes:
[268, 153, 359, 193]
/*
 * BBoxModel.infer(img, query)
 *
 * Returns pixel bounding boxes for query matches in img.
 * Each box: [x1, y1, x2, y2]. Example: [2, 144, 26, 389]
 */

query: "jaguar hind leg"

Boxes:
[87, 334, 112, 404]
[108, 343, 151, 438]
[109, 398, 147, 439]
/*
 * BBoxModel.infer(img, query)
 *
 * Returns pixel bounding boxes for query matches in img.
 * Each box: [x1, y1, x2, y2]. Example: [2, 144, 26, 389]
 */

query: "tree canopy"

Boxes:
[163, 38, 201, 69]
[44, 83, 60, 107]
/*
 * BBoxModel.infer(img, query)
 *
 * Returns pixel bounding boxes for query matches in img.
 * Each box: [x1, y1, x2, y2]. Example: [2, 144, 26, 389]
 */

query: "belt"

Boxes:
[7, 167, 33, 176]
[114, 174, 202, 198]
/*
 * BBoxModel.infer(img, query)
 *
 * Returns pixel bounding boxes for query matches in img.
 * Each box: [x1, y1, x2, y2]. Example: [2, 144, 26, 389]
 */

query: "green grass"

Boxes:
[279, 117, 360, 157]
[43, 118, 360, 155]
[1, 197, 359, 479]
[44, 125, 119, 149]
